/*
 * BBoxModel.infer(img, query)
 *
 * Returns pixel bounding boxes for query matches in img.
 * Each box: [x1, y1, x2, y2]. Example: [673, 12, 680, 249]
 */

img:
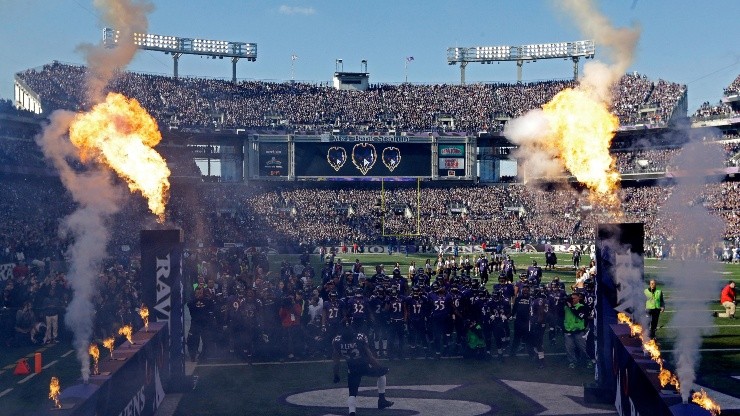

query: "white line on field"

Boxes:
[661, 348, 740, 353]
[662, 309, 720, 313]
[61, 350, 74, 358]
[18, 373, 37, 384]
[662, 324, 740, 329]
[0, 388, 13, 398]
[42, 360, 58, 369]
[193, 353, 578, 368]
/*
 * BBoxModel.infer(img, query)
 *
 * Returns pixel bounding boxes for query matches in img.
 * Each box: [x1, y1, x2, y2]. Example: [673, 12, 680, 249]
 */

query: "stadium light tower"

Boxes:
[103, 28, 257, 82]
[446, 40, 595, 85]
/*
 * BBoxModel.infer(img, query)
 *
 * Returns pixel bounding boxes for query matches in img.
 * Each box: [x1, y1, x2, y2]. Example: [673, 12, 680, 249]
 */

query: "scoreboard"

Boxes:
[258, 141, 289, 177]
[294, 141, 432, 177]
[248, 134, 474, 181]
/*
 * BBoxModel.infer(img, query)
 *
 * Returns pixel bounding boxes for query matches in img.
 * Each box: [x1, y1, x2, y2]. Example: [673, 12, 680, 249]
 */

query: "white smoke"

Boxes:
[79, 0, 153, 104]
[35, 0, 154, 382]
[36, 111, 125, 382]
[659, 137, 724, 402]
[504, 0, 640, 190]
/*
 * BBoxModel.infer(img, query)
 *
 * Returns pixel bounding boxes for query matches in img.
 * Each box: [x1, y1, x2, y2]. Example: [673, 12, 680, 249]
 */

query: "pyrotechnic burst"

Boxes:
[68, 92, 170, 222]
[617, 313, 703, 395]
[89, 343, 100, 375]
[138, 304, 149, 332]
[118, 324, 134, 345]
[49, 377, 62, 409]
[103, 336, 115, 359]
[692, 389, 721, 416]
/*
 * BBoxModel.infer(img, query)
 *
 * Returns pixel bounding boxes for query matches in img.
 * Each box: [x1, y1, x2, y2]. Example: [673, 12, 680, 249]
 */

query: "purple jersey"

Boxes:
[386, 296, 405, 321]
[529, 295, 549, 325]
[323, 299, 342, 325]
[333, 332, 370, 366]
[404, 295, 428, 321]
[348, 296, 369, 322]
[428, 292, 452, 320]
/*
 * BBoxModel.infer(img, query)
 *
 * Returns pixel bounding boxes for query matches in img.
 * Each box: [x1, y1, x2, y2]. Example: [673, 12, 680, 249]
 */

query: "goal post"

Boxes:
[380, 177, 422, 237]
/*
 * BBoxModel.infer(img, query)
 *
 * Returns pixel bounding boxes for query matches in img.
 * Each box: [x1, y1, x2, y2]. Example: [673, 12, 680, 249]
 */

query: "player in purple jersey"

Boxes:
[494, 275, 515, 304]
[404, 286, 429, 359]
[385, 288, 406, 359]
[529, 285, 549, 368]
[527, 260, 543, 286]
[509, 285, 531, 357]
[369, 286, 389, 357]
[322, 291, 343, 352]
[501, 255, 516, 282]
[449, 286, 467, 355]
[427, 283, 453, 359]
[347, 288, 370, 334]
[332, 324, 394, 415]
[547, 280, 567, 345]
[488, 290, 511, 359]
[476, 254, 490, 285]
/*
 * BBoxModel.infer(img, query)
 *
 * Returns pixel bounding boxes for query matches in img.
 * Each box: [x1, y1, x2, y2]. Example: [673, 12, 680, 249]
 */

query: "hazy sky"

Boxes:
[0, 0, 738, 113]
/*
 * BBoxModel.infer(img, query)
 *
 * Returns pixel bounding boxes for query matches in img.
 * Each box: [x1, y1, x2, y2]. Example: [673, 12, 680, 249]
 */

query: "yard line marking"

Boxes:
[662, 324, 740, 329]
[0, 388, 12, 398]
[61, 349, 74, 358]
[195, 348, 740, 368]
[18, 373, 37, 384]
[662, 348, 740, 353]
[42, 360, 58, 369]
[662, 309, 719, 313]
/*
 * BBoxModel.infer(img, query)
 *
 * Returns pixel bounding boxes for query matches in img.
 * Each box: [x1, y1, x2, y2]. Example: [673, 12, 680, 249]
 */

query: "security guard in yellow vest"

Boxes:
[645, 279, 665, 339]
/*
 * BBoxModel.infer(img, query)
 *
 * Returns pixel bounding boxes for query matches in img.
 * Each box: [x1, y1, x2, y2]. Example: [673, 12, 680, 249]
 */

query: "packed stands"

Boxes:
[17, 62, 687, 133]
[724, 74, 740, 96]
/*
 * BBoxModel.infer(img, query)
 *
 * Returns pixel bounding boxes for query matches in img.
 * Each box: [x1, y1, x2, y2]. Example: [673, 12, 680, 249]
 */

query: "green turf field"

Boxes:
[1, 252, 738, 416]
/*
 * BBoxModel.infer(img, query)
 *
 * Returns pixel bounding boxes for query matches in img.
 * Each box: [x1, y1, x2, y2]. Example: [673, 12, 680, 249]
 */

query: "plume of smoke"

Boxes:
[659, 136, 724, 402]
[78, 0, 153, 104]
[36, 111, 125, 382]
[34, 0, 153, 382]
[558, 0, 640, 103]
[505, 0, 639, 201]
[597, 224, 648, 329]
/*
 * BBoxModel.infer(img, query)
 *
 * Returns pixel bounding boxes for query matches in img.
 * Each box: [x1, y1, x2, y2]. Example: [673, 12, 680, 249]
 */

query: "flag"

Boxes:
[291, 54, 299, 61]
[406, 56, 414, 62]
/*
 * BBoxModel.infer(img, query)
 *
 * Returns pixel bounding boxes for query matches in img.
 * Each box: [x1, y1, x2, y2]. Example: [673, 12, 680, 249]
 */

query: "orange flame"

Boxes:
[541, 88, 621, 207]
[89, 343, 100, 375]
[68, 92, 170, 222]
[103, 336, 115, 358]
[617, 312, 681, 392]
[118, 325, 133, 345]
[138, 304, 149, 331]
[617, 312, 643, 337]
[643, 338, 663, 363]
[658, 367, 680, 391]
[49, 376, 61, 409]
[692, 389, 721, 415]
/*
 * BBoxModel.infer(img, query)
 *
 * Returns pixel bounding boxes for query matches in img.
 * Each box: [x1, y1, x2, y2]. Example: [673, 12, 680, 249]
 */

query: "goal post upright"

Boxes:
[380, 177, 422, 238]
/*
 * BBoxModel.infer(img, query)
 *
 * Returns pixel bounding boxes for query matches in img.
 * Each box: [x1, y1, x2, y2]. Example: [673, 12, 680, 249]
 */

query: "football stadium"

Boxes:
[1, 1, 739, 415]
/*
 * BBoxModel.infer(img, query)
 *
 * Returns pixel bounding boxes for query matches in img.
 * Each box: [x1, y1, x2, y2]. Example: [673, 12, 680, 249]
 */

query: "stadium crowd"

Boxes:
[724, 74, 740, 96]
[2, 66, 739, 365]
[17, 62, 688, 133]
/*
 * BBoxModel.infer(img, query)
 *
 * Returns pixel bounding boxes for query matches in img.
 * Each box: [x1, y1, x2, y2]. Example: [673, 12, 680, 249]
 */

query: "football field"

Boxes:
[1, 252, 738, 415]
[170, 252, 740, 416]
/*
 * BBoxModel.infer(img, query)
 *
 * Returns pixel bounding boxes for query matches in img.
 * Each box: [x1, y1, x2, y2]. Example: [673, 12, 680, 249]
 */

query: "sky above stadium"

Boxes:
[0, 0, 738, 113]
